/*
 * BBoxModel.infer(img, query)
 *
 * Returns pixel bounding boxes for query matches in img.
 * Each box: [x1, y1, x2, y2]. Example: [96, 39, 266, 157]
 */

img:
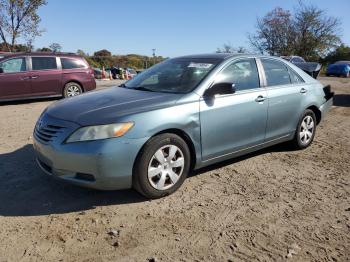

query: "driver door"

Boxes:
[199, 58, 268, 161]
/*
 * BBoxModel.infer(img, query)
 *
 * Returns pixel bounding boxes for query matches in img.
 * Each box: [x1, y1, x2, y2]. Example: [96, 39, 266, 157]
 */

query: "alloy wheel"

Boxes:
[299, 115, 314, 144]
[67, 85, 81, 97]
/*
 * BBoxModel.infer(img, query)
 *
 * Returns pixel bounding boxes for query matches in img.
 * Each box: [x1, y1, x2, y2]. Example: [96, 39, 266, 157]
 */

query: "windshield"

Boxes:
[122, 58, 219, 93]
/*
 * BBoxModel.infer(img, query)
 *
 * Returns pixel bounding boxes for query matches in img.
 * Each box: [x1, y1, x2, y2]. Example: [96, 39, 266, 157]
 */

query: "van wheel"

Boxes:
[133, 133, 190, 199]
[63, 82, 83, 98]
[291, 109, 316, 149]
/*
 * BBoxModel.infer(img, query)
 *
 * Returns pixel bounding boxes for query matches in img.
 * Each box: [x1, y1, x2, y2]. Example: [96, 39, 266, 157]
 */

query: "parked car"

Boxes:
[0, 52, 96, 101]
[33, 53, 333, 199]
[334, 60, 350, 66]
[281, 55, 321, 79]
[326, 63, 350, 77]
[125, 68, 137, 78]
[93, 68, 103, 79]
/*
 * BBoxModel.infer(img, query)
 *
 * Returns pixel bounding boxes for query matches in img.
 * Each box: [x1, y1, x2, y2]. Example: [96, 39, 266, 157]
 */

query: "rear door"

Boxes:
[0, 57, 31, 100]
[260, 58, 308, 141]
[29, 56, 61, 96]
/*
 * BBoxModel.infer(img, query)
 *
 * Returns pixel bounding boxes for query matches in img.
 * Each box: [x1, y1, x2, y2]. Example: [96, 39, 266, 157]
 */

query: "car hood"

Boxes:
[46, 87, 183, 126]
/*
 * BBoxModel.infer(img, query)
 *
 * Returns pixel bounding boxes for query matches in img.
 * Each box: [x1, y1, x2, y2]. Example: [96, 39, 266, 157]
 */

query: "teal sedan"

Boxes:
[33, 54, 333, 198]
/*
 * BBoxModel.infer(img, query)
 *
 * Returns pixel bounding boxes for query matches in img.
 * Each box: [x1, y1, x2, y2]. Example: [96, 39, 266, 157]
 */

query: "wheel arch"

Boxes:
[306, 105, 321, 125]
[134, 128, 197, 174]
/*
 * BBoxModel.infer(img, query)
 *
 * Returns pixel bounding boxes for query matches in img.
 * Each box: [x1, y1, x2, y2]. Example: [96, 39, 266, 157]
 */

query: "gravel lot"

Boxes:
[0, 77, 349, 261]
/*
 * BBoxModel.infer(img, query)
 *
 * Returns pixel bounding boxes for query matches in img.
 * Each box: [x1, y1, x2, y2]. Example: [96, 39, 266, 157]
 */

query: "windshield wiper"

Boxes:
[130, 86, 155, 92]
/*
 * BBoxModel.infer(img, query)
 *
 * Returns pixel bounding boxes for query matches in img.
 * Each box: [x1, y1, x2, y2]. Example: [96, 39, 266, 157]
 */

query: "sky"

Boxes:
[33, 0, 350, 57]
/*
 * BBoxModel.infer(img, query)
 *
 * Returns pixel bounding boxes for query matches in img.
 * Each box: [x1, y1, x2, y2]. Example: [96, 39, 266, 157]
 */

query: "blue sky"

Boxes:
[33, 0, 350, 57]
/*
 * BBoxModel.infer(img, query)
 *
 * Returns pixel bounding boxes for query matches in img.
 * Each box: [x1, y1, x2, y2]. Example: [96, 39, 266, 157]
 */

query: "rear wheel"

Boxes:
[133, 133, 190, 199]
[291, 109, 316, 149]
[63, 82, 83, 98]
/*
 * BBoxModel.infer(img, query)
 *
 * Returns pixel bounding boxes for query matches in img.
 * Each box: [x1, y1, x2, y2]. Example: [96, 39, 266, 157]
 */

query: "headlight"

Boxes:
[66, 122, 134, 143]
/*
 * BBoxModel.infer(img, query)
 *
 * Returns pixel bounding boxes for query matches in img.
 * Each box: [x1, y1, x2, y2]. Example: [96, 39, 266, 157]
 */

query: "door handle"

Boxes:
[300, 88, 307, 93]
[20, 76, 31, 80]
[31, 75, 39, 79]
[255, 95, 266, 102]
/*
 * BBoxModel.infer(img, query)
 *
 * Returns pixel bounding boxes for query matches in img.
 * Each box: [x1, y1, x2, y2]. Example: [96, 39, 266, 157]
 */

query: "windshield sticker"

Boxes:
[188, 62, 213, 69]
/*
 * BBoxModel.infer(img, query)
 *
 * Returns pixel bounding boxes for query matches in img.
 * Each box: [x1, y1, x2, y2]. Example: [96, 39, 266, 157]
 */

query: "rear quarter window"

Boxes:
[32, 57, 57, 70]
[61, 58, 87, 69]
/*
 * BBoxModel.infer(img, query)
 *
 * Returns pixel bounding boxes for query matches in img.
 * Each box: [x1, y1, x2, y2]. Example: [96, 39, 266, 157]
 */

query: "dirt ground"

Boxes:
[0, 77, 349, 262]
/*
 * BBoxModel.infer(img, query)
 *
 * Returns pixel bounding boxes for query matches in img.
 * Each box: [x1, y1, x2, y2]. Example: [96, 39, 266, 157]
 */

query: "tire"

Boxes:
[133, 133, 191, 199]
[63, 82, 83, 98]
[291, 109, 316, 149]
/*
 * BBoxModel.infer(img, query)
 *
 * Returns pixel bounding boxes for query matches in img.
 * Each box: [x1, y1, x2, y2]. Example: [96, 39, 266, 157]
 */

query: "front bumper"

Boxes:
[33, 114, 148, 190]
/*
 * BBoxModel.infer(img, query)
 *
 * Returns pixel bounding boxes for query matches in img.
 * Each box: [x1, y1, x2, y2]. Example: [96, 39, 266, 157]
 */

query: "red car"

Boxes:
[0, 52, 96, 101]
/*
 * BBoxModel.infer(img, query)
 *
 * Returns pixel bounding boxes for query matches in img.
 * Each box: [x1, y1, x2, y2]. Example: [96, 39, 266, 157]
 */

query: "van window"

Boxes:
[0, 58, 26, 73]
[61, 58, 86, 69]
[32, 57, 57, 70]
[261, 59, 291, 86]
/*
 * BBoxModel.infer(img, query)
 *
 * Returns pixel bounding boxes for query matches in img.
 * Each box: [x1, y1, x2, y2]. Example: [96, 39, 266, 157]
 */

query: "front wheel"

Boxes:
[133, 133, 191, 199]
[291, 109, 316, 149]
[63, 82, 83, 98]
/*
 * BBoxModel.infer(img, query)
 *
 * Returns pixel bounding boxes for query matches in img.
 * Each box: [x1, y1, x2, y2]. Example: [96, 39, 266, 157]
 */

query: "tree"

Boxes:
[216, 43, 248, 54]
[322, 44, 350, 64]
[76, 49, 86, 56]
[0, 0, 47, 52]
[94, 49, 111, 57]
[36, 46, 51, 52]
[249, 4, 341, 60]
[49, 42, 62, 52]
[249, 7, 295, 56]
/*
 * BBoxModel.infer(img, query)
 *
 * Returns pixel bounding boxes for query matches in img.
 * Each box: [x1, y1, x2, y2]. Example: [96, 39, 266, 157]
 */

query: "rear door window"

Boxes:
[61, 58, 86, 69]
[31, 57, 57, 70]
[0, 58, 26, 73]
[261, 59, 291, 86]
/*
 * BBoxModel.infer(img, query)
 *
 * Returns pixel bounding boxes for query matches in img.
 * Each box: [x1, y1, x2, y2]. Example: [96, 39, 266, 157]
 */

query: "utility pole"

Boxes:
[152, 49, 156, 66]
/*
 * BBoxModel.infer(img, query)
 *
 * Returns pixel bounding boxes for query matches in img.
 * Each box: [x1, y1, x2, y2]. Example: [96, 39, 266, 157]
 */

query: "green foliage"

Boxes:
[0, 42, 28, 51]
[36, 47, 52, 52]
[80, 49, 165, 70]
[321, 44, 350, 64]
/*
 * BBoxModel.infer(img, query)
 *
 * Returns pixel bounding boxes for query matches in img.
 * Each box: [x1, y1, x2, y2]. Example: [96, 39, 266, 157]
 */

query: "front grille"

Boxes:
[34, 123, 65, 143]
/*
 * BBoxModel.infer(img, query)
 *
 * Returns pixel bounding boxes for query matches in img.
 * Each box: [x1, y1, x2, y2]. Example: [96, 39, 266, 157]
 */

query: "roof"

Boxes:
[0, 52, 80, 59]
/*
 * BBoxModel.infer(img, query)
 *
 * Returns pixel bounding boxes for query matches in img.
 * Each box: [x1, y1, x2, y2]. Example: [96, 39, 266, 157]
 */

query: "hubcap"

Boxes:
[147, 145, 185, 191]
[299, 115, 314, 144]
[67, 85, 81, 97]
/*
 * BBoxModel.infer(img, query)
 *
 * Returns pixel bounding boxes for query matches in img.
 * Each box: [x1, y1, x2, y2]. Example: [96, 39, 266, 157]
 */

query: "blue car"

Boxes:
[326, 63, 350, 78]
[33, 54, 333, 198]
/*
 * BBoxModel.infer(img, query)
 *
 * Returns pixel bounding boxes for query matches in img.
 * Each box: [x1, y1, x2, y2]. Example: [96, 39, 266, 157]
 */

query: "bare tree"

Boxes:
[248, 7, 295, 56]
[248, 4, 341, 59]
[49, 42, 62, 52]
[0, 0, 47, 52]
[216, 43, 248, 54]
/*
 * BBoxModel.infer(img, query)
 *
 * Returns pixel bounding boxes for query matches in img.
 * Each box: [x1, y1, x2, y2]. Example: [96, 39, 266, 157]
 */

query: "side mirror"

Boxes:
[204, 82, 236, 97]
[0, 68, 3, 74]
